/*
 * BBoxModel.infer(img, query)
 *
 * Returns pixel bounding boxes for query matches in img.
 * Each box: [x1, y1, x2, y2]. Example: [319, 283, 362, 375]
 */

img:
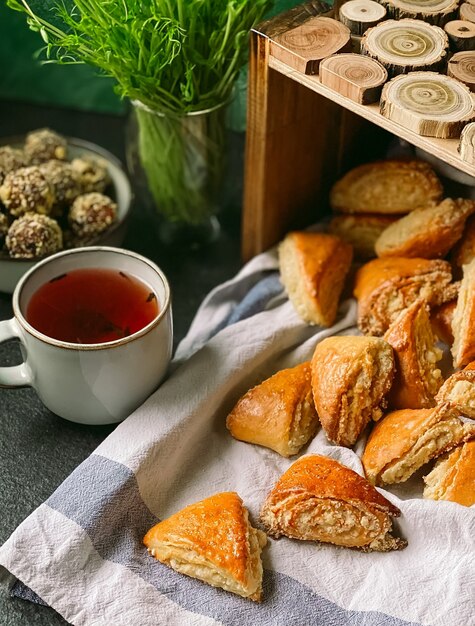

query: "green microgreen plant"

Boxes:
[7, 0, 274, 226]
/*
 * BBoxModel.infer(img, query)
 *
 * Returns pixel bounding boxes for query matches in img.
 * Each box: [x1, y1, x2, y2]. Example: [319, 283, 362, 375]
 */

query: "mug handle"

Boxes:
[0, 318, 33, 388]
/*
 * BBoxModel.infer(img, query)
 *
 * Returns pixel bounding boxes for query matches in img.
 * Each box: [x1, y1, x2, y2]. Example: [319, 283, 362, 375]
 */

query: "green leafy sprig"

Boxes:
[7, 0, 274, 114]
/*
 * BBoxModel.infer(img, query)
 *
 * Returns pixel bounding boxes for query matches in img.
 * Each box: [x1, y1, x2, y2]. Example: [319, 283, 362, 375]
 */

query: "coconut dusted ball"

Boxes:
[39, 160, 82, 210]
[25, 128, 67, 164]
[0, 146, 27, 185]
[0, 166, 55, 217]
[71, 156, 110, 194]
[6, 213, 63, 259]
[68, 192, 117, 239]
[0, 212, 8, 243]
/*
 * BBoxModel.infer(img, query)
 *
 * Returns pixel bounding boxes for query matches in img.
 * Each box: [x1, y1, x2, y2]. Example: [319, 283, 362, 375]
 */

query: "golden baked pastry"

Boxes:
[328, 214, 397, 259]
[361, 404, 475, 485]
[226, 362, 319, 457]
[354, 256, 456, 336]
[436, 362, 475, 418]
[375, 198, 475, 259]
[451, 214, 475, 271]
[311, 336, 394, 447]
[423, 441, 475, 507]
[260, 455, 407, 552]
[452, 258, 475, 368]
[430, 299, 456, 346]
[278, 231, 353, 327]
[143, 492, 267, 601]
[330, 160, 443, 215]
[384, 300, 443, 410]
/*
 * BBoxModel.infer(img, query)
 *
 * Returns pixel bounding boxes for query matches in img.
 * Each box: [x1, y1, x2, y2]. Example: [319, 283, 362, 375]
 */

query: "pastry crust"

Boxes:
[330, 160, 443, 215]
[423, 441, 475, 507]
[452, 258, 475, 368]
[311, 336, 394, 447]
[451, 214, 475, 271]
[260, 455, 406, 552]
[375, 198, 475, 259]
[328, 214, 397, 259]
[279, 231, 353, 327]
[361, 404, 475, 485]
[354, 256, 456, 336]
[226, 362, 319, 457]
[430, 299, 456, 346]
[436, 362, 475, 418]
[143, 492, 267, 601]
[384, 300, 443, 410]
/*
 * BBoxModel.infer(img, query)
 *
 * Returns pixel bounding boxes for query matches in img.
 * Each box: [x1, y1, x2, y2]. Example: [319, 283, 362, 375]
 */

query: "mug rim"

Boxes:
[12, 246, 171, 352]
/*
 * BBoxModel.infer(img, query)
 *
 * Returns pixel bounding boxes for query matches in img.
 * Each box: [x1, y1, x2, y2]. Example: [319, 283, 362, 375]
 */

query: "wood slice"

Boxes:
[377, 0, 459, 26]
[380, 71, 475, 138]
[459, 121, 475, 163]
[460, 2, 475, 22]
[320, 53, 388, 103]
[361, 19, 449, 77]
[448, 51, 475, 90]
[445, 19, 475, 50]
[270, 16, 351, 74]
[339, 0, 387, 36]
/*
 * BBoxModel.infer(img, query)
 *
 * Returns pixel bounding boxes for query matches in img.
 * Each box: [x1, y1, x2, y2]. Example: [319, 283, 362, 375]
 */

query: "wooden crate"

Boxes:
[242, 1, 475, 261]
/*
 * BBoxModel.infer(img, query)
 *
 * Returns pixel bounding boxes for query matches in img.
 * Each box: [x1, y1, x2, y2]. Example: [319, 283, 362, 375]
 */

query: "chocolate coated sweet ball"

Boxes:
[0, 212, 8, 243]
[71, 156, 110, 194]
[6, 212, 63, 259]
[0, 146, 27, 185]
[0, 166, 55, 217]
[25, 128, 67, 164]
[68, 192, 117, 239]
[39, 160, 82, 210]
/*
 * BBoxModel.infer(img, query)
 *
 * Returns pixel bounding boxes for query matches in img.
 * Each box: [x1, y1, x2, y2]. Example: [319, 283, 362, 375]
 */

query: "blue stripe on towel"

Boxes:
[36, 454, 419, 626]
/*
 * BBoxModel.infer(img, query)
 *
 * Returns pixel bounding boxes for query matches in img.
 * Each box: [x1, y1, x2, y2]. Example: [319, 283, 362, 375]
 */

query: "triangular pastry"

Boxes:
[278, 231, 353, 327]
[144, 492, 267, 601]
[226, 362, 319, 457]
[452, 258, 475, 368]
[362, 404, 475, 485]
[329, 214, 397, 260]
[423, 441, 475, 507]
[436, 362, 475, 418]
[311, 336, 394, 447]
[260, 455, 406, 552]
[384, 300, 443, 409]
[354, 256, 457, 336]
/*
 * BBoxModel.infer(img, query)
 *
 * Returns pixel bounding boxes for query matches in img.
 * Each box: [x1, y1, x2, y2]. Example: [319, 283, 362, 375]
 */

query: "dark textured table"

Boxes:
[0, 101, 243, 625]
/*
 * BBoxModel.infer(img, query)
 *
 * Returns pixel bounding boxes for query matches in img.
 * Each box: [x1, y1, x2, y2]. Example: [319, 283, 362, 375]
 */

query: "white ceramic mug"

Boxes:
[0, 246, 173, 425]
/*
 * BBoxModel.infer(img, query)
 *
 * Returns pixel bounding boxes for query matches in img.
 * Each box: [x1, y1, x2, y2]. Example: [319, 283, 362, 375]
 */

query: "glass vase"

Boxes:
[126, 100, 229, 246]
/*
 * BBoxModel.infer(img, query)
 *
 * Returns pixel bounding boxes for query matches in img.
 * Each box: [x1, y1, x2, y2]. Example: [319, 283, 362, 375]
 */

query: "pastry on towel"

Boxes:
[384, 300, 443, 410]
[423, 441, 475, 507]
[330, 160, 443, 215]
[260, 454, 406, 552]
[143, 492, 267, 601]
[452, 258, 475, 368]
[436, 363, 475, 418]
[226, 362, 319, 457]
[311, 336, 394, 447]
[278, 231, 353, 327]
[375, 198, 475, 259]
[361, 404, 475, 485]
[430, 299, 456, 346]
[451, 214, 475, 271]
[328, 214, 397, 259]
[354, 256, 456, 336]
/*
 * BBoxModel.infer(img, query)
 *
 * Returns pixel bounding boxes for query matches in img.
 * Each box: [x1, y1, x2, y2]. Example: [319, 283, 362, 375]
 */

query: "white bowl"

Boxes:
[0, 137, 132, 294]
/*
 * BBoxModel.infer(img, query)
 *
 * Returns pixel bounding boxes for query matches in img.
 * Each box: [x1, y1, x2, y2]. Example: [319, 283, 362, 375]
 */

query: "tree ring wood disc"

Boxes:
[448, 51, 475, 90]
[380, 71, 475, 137]
[361, 19, 449, 76]
[320, 53, 388, 103]
[459, 122, 475, 163]
[339, 0, 387, 35]
[460, 2, 475, 22]
[444, 19, 475, 50]
[378, 0, 459, 25]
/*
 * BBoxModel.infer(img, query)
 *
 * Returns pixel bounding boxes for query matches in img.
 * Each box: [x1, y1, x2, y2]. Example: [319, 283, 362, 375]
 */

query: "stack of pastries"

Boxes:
[144, 159, 475, 602]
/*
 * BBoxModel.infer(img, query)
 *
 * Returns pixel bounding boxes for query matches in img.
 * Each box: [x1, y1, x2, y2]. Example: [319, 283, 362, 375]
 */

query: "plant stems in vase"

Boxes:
[7, 0, 274, 242]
